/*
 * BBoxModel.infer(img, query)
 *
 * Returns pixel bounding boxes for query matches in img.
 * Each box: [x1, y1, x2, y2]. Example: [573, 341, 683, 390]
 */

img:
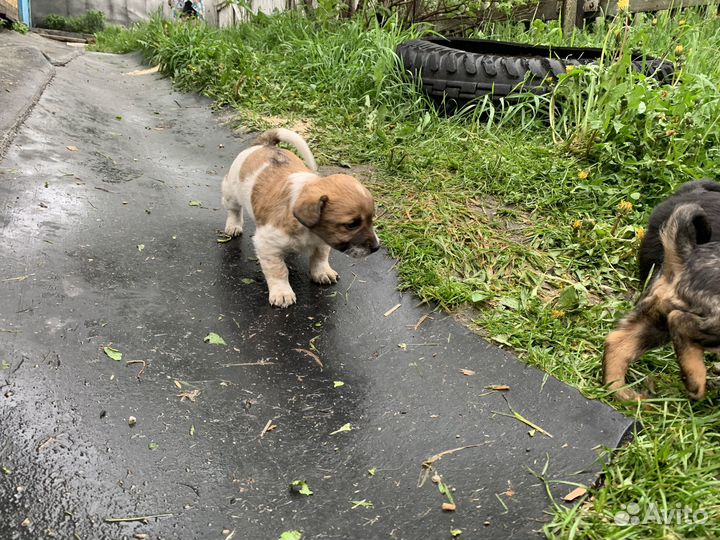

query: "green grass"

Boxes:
[94, 8, 720, 538]
[38, 10, 106, 34]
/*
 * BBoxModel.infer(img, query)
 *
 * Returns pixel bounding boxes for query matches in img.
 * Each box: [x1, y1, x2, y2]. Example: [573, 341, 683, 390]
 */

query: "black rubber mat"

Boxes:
[0, 52, 633, 540]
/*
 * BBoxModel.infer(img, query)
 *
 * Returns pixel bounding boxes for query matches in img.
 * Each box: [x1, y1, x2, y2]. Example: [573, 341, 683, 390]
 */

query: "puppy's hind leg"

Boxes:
[668, 310, 708, 400]
[310, 245, 338, 285]
[603, 311, 668, 400]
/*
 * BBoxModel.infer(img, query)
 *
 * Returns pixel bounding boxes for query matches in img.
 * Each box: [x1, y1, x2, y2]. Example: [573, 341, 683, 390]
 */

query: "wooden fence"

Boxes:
[23, 0, 719, 31]
[0, 0, 19, 21]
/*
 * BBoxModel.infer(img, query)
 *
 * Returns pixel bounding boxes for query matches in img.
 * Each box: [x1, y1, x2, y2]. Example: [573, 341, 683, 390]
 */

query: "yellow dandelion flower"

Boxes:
[675, 44, 684, 55]
[578, 169, 589, 180]
[652, 17, 658, 25]
[565, 65, 575, 74]
[618, 200, 633, 213]
[617, 0, 629, 11]
[636, 227, 646, 240]
[551, 310, 566, 319]
[571, 219, 583, 230]
[678, 19, 686, 26]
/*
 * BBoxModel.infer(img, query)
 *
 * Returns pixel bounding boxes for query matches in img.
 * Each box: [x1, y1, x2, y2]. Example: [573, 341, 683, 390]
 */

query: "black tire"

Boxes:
[396, 38, 674, 108]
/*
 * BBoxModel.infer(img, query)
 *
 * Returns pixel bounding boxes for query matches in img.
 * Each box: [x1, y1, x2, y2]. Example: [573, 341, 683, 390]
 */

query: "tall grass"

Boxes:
[94, 7, 720, 537]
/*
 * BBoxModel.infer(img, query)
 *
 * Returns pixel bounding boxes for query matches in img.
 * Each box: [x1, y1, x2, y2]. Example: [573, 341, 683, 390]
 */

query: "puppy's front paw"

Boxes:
[685, 381, 707, 401]
[614, 387, 646, 402]
[225, 224, 243, 237]
[311, 266, 339, 285]
[268, 286, 297, 308]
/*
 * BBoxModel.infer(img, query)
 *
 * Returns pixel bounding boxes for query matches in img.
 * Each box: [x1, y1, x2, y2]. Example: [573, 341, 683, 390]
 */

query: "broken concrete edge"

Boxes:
[41, 46, 83, 66]
[0, 54, 54, 159]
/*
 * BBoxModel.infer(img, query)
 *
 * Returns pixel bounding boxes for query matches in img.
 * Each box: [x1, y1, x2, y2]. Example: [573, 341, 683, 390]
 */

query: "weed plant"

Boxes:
[40, 10, 106, 34]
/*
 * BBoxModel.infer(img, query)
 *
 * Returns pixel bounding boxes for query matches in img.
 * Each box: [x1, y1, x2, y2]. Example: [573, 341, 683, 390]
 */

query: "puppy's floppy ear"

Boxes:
[293, 194, 328, 228]
[693, 213, 712, 245]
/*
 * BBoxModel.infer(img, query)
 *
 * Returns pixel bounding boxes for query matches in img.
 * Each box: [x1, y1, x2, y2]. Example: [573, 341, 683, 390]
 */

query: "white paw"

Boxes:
[268, 286, 296, 308]
[311, 267, 339, 285]
[225, 224, 243, 237]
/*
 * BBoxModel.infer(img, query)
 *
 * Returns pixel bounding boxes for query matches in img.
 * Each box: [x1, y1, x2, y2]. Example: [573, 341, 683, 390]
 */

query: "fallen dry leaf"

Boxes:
[502, 481, 515, 497]
[177, 389, 200, 402]
[125, 65, 160, 76]
[484, 385, 510, 391]
[66, 145, 78, 152]
[563, 486, 587, 502]
[441, 502, 456, 512]
[460, 369, 475, 376]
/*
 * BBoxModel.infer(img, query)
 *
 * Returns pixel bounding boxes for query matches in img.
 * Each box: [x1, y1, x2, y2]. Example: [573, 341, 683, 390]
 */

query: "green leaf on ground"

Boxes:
[137, 244, 145, 252]
[333, 381, 345, 388]
[148, 442, 158, 450]
[351, 499, 373, 508]
[279, 531, 302, 540]
[451, 528, 463, 537]
[368, 468, 376, 476]
[0, 361, 10, 370]
[330, 423, 352, 435]
[203, 332, 226, 345]
[189, 200, 202, 207]
[103, 346, 122, 361]
[290, 480, 313, 496]
[241, 278, 255, 285]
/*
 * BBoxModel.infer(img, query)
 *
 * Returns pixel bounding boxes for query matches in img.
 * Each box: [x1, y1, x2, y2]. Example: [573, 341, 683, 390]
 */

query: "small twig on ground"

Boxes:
[493, 395, 553, 438]
[104, 513, 173, 523]
[221, 360, 275, 367]
[260, 418, 277, 438]
[1, 274, 34, 282]
[413, 313, 430, 331]
[293, 348, 323, 369]
[126, 360, 147, 380]
[383, 303, 402, 317]
[37, 433, 65, 453]
[344, 273, 358, 304]
[418, 444, 485, 487]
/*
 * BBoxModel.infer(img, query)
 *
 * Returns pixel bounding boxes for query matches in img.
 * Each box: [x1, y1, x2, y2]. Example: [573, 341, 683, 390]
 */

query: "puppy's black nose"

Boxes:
[370, 243, 380, 253]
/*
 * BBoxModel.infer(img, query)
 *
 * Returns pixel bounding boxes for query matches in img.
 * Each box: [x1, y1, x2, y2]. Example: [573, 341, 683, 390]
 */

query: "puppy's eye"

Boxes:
[345, 218, 362, 230]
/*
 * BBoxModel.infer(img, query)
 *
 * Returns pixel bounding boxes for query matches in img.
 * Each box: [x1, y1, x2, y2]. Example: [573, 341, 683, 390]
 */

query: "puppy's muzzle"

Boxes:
[340, 234, 380, 258]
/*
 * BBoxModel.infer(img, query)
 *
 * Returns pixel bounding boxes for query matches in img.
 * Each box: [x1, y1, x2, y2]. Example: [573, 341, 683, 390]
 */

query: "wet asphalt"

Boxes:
[0, 49, 633, 539]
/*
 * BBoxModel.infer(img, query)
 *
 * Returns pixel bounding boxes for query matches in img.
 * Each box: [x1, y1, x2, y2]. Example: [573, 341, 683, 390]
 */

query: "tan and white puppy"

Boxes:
[221, 128, 380, 308]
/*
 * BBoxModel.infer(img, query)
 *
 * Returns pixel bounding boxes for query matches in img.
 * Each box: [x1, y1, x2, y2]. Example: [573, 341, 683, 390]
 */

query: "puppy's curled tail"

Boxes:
[255, 128, 317, 172]
[660, 203, 711, 279]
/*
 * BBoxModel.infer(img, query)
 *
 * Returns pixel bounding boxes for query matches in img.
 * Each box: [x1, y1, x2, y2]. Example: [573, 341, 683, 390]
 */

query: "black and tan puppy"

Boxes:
[603, 180, 720, 400]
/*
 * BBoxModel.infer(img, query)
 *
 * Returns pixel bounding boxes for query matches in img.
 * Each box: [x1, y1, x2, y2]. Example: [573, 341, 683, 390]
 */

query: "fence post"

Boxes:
[562, 0, 584, 35]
